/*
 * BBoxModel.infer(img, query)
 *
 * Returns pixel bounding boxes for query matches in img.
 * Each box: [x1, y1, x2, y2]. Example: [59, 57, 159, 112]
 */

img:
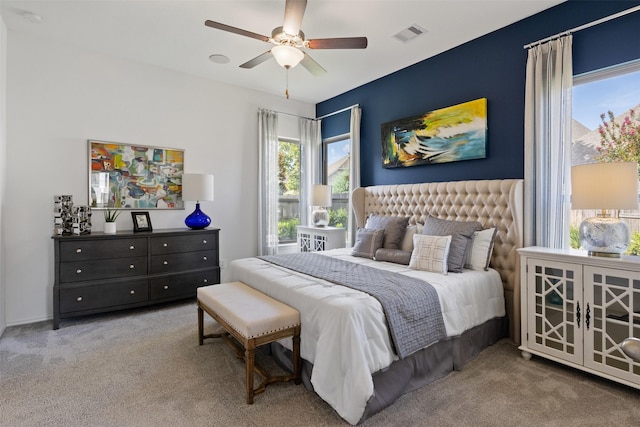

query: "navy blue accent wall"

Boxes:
[317, 1, 640, 187]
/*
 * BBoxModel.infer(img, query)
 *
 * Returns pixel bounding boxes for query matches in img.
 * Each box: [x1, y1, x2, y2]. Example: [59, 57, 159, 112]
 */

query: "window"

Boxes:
[278, 138, 301, 244]
[571, 59, 640, 254]
[323, 134, 350, 229]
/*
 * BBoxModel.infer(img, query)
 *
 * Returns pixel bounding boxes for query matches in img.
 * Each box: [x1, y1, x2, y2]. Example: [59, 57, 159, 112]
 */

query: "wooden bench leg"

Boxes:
[197, 305, 204, 346]
[293, 327, 301, 385]
[246, 341, 255, 404]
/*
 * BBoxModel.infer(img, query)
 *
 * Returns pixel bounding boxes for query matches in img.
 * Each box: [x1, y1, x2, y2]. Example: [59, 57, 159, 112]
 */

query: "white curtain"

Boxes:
[299, 117, 322, 225]
[258, 109, 279, 256]
[524, 35, 573, 248]
[348, 106, 362, 247]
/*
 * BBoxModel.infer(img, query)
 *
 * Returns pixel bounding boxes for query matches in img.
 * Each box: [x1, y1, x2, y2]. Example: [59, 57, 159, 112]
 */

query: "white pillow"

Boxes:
[465, 228, 497, 271]
[409, 234, 451, 274]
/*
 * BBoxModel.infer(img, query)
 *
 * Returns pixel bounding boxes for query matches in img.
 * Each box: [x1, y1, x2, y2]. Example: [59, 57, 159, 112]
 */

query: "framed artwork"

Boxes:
[381, 98, 488, 168]
[89, 140, 184, 209]
[131, 212, 152, 232]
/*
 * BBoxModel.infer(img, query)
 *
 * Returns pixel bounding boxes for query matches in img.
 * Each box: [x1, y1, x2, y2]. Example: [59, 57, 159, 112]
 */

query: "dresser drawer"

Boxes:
[59, 238, 147, 261]
[149, 269, 220, 300]
[59, 256, 148, 283]
[150, 234, 216, 255]
[150, 250, 216, 273]
[59, 280, 148, 314]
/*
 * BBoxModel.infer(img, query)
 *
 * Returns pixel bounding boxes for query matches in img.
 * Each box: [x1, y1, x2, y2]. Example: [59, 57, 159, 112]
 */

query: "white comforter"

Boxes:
[228, 249, 505, 424]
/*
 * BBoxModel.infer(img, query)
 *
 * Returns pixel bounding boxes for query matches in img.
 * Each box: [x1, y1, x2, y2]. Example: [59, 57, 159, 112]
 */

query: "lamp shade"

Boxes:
[571, 162, 638, 210]
[312, 184, 332, 207]
[182, 174, 214, 202]
[271, 45, 304, 68]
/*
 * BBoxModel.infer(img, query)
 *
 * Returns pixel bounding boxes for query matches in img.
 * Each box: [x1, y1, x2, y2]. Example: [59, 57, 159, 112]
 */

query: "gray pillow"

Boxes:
[422, 216, 480, 273]
[365, 215, 410, 250]
[374, 248, 412, 265]
[352, 228, 385, 259]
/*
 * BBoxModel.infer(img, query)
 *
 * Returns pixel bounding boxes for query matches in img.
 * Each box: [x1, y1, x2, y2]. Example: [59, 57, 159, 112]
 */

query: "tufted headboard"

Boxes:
[351, 179, 524, 344]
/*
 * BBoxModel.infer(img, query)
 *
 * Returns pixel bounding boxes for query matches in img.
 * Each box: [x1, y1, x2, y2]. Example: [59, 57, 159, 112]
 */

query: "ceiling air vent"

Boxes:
[393, 24, 427, 43]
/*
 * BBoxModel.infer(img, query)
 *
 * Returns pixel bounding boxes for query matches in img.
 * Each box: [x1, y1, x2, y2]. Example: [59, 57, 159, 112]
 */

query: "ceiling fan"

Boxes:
[204, 0, 368, 77]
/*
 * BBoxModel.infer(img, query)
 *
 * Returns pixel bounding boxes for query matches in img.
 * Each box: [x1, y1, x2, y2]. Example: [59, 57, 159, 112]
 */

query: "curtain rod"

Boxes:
[523, 4, 640, 49]
[267, 103, 360, 121]
[271, 110, 315, 120]
[316, 104, 360, 120]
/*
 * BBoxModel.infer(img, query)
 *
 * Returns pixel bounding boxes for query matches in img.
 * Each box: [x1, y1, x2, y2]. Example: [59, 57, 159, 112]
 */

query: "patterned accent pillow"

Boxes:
[409, 234, 452, 274]
[365, 215, 410, 250]
[351, 228, 385, 259]
[465, 227, 497, 271]
[422, 217, 480, 273]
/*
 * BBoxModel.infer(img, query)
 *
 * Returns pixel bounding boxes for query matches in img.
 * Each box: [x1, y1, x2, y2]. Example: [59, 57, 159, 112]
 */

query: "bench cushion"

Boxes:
[197, 281, 300, 339]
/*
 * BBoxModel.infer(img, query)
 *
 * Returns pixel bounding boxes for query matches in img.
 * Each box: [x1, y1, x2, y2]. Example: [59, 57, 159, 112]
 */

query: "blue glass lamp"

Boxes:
[182, 173, 214, 230]
[571, 162, 638, 257]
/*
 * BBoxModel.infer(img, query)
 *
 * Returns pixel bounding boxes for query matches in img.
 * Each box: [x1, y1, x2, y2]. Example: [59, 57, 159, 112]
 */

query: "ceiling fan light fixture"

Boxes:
[272, 45, 304, 69]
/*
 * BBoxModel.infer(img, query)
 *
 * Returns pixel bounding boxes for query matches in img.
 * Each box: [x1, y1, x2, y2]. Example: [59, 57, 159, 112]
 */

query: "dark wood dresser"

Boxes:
[52, 228, 220, 329]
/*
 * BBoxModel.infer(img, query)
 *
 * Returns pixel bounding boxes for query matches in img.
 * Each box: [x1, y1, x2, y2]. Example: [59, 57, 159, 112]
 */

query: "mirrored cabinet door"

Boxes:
[526, 258, 583, 365]
[584, 266, 640, 383]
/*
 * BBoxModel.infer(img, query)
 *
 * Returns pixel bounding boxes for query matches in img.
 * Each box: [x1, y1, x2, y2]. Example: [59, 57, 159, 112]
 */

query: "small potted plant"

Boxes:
[103, 208, 120, 234]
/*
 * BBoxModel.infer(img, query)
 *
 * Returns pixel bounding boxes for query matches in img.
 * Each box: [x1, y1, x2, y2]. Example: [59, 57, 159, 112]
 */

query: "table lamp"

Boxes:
[311, 184, 332, 227]
[182, 173, 214, 230]
[571, 162, 638, 257]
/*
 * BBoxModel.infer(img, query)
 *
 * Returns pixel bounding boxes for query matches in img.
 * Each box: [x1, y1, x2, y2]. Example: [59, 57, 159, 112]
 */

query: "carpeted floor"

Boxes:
[1, 301, 640, 426]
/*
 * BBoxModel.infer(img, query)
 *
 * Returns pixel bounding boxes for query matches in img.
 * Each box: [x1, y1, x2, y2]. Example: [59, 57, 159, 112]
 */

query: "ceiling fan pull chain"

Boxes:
[285, 66, 290, 99]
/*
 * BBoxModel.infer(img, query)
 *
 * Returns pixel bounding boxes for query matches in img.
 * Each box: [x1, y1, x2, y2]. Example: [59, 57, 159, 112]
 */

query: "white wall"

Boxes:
[0, 13, 7, 335]
[4, 32, 314, 326]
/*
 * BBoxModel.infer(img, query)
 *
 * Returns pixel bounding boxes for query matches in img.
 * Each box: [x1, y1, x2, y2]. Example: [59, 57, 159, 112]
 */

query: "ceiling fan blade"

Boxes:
[283, 0, 307, 36]
[300, 52, 327, 76]
[205, 20, 270, 43]
[239, 51, 273, 69]
[307, 37, 368, 49]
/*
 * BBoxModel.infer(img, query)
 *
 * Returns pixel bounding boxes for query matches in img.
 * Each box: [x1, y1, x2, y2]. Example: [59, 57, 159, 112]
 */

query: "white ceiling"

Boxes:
[1, 0, 565, 103]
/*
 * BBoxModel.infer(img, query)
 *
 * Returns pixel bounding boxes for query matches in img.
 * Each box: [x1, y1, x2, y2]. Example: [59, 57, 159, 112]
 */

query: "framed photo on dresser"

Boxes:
[131, 212, 152, 232]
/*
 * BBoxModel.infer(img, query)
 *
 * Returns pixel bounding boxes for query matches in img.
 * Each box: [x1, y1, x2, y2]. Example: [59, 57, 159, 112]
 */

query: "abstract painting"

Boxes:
[88, 140, 184, 209]
[381, 98, 487, 168]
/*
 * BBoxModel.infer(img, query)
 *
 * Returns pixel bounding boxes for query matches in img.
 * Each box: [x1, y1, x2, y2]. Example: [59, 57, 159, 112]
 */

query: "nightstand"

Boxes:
[296, 226, 346, 252]
[518, 246, 640, 389]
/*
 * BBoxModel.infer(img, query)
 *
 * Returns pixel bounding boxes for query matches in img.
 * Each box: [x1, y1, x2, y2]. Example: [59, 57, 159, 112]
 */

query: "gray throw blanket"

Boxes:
[259, 253, 447, 359]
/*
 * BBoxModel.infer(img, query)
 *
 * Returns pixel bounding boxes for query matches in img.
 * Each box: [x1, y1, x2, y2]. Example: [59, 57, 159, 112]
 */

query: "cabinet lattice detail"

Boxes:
[296, 226, 346, 252]
[585, 267, 640, 380]
[526, 259, 583, 364]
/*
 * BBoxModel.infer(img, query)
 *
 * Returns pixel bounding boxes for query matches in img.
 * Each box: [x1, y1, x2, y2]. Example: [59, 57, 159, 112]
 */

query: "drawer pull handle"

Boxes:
[76, 248, 82, 253]
[163, 261, 168, 265]
[164, 285, 169, 290]
[129, 245, 135, 250]
[76, 296, 83, 302]
[203, 239, 207, 244]
[203, 256, 208, 261]
[76, 269, 82, 274]
[163, 243, 168, 247]
[130, 264, 135, 269]
[203, 279, 208, 283]
[130, 290, 135, 295]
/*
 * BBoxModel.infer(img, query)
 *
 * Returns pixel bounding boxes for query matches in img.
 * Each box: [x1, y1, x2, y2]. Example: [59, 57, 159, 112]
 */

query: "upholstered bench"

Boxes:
[197, 281, 301, 404]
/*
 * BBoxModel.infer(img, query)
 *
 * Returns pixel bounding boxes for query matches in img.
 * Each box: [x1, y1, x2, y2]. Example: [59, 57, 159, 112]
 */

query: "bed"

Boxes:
[228, 179, 524, 424]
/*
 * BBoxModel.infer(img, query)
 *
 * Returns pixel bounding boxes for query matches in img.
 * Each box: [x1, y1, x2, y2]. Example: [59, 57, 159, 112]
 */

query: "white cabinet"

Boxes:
[519, 247, 640, 389]
[297, 226, 345, 252]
